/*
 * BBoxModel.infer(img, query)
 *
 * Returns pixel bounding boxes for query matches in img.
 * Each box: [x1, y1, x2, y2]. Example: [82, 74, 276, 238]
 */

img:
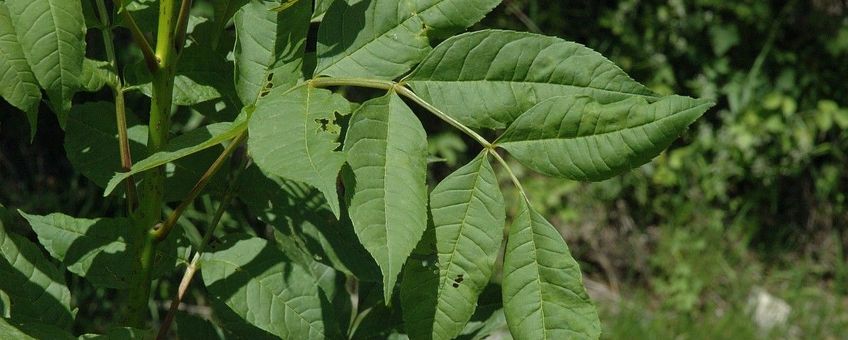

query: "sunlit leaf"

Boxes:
[5, 0, 85, 127]
[497, 95, 713, 181]
[343, 92, 428, 301]
[502, 199, 600, 339]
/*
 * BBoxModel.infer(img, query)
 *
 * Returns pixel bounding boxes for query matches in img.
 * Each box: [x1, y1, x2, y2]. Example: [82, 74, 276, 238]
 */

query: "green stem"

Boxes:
[489, 148, 527, 199]
[116, 0, 157, 71]
[156, 155, 247, 339]
[125, 0, 182, 326]
[309, 77, 493, 148]
[96, 0, 137, 213]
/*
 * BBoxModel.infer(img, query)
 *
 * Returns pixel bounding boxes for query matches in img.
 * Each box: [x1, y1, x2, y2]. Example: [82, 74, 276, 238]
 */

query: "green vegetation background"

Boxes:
[1, 0, 846, 338]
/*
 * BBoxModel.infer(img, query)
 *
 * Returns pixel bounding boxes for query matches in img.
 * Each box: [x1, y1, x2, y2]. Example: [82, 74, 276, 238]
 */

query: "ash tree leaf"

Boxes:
[6, 0, 86, 128]
[406, 30, 663, 130]
[248, 85, 350, 217]
[233, 0, 310, 105]
[18, 212, 183, 289]
[0, 3, 41, 137]
[502, 199, 600, 340]
[312, 0, 334, 21]
[315, 0, 501, 79]
[497, 95, 713, 181]
[0, 218, 74, 329]
[343, 92, 429, 301]
[420, 152, 505, 340]
[104, 120, 247, 196]
[201, 234, 326, 339]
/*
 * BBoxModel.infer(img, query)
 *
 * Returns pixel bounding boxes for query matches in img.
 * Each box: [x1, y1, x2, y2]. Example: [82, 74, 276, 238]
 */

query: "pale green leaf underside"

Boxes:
[426, 152, 505, 339]
[201, 235, 325, 339]
[0, 3, 40, 136]
[19, 212, 184, 288]
[407, 29, 659, 129]
[315, 0, 500, 79]
[248, 85, 349, 217]
[502, 199, 599, 340]
[234, 0, 309, 105]
[497, 95, 713, 181]
[80, 59, 115, 93]
[6, 0, 85, 127]
[0, 223, 73, 329]
[104, 121, 246, 196]
[343, 92, 429, 301]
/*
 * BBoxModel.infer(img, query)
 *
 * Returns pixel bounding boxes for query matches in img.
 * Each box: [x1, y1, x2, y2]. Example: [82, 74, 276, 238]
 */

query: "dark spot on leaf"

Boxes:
[452, 282, 459, 288]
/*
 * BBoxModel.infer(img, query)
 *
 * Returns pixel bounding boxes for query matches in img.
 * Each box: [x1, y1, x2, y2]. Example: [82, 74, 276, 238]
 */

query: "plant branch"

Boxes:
[309, 77, 493, 148]
[489, 148, 527, 199]
[156, 156, 246, 339]
[116, 0, 157, 71]
[173, 0, 193, 54]
[96, 0, 138, 213]
[150, 132, 246, 242]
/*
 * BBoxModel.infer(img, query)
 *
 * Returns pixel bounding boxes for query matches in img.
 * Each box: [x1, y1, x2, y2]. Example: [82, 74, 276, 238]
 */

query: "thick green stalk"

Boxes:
[125, 0, 181, 327]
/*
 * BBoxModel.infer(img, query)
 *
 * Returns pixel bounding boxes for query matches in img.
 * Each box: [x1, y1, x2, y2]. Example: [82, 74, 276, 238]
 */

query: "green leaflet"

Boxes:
[201, 235, 326, 339]
[315, 0, 500, 79]
[406, 30, 660, 130]
[410, 152, 506, 339]
[0, 3, 40, 137]
[502, 199, 600, 340]
[497, 95, 713, 181]
[18, 212, 185, 289]
[237, 165, 381, 282]
[312, 0, 333, 21]
[80, 59, 116, 93]
[248, 85, 350, 217]
[104, 121, 246, 196]
[343, 92, 429, 301]
[0, 318, 75, 340]
[0, 219, 73, 329]
[6, 0, 85, 127]
[233, 0, 310, 106]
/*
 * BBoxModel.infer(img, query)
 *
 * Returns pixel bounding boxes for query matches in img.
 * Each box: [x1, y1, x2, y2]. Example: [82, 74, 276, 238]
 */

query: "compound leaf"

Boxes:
[234, 0, 310, 106]
[497, 95, 713, 181]
[315, 0, 500, 79]
[343, 92, 428, 301]
[0, 217, 73, 329]
[201, 234, 325, 339]
[406, 30, 660, 129]
[0, 3, 41, 137]
[6, 0, 86, 127]
[502, 199, 600, 339]
[424, 152, 505, 339]
[248, 85, 350, 217]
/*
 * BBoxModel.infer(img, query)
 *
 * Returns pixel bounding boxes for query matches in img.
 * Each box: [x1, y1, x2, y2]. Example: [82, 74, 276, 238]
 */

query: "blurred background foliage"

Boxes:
[1, 0, 847, 338]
